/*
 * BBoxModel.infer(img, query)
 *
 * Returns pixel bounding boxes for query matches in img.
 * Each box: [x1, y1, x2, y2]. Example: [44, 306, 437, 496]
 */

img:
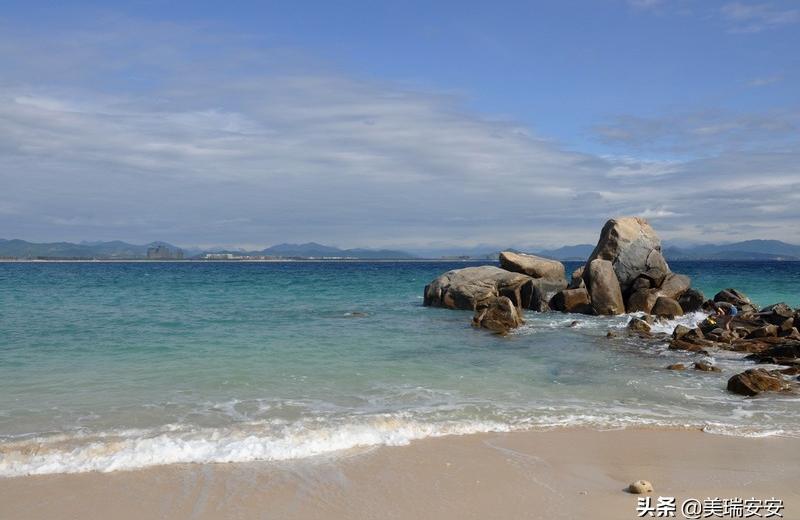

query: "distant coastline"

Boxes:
[2, 237, 800, 262]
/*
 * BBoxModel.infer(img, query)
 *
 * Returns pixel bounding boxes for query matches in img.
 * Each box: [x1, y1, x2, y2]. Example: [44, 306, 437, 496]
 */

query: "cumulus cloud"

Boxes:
[0, 18, 799, 248]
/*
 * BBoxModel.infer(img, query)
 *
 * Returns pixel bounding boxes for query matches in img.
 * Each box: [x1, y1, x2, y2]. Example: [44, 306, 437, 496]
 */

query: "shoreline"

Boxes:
[2, 427, 799, 519]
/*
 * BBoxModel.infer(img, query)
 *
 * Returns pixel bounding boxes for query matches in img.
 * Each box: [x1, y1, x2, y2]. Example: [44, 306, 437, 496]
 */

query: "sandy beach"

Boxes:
[2, 428, 798, 520]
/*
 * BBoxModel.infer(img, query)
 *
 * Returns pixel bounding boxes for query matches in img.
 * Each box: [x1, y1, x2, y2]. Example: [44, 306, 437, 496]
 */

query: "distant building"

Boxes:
[146, 245, 184, 260]
[204, 253, 239, 260]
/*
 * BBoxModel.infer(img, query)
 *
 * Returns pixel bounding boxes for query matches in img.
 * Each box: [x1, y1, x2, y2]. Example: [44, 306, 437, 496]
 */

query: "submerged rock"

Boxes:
[727, 369, 793, 396]
[472, 296, 523, 335]
[693, 361, 720, 372]
[627, 317, 652, 334]
[666, 363, 686, 370]
[423, 266, 532, 310]
[499, 251, 565, 281]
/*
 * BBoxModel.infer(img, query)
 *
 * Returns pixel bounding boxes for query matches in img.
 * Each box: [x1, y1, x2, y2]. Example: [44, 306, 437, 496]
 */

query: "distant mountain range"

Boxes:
[0, 239, 415, 260]
[1, 238, 799, 261]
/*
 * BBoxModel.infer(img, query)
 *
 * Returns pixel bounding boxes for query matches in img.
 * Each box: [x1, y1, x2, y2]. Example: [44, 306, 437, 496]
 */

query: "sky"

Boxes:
[1, 0, 798, 250]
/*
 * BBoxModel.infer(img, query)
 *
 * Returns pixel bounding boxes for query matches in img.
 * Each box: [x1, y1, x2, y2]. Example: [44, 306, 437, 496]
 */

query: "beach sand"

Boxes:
[1, 428, 798, 519]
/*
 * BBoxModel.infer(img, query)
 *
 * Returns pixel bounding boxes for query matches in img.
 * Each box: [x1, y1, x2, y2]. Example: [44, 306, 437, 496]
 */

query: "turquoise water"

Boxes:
[0, 260, 799, 476]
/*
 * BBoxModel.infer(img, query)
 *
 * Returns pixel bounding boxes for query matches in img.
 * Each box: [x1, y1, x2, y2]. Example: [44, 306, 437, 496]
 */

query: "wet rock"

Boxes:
[626, 289, 659, 314]
[499, 251, 565, 281]
[748, 325, 779, 339]
[779, 318, 795, 335]
[529, 277, 569, 312]
[628, 480, 654, 494]
[550, 288, 593, 314]
[678, 288, 705, 313]
[714, 289, 757, 313]
[727, 369, 793, 396]
[587, 258, 625, 315]
[628, 317, 652, 334]
[760, 303, 794, 326]
[568, 320, 580, 328]
[743, 340, 800, 365]
[606, 331, 618, 338]
[666, 363, 686, 370]
[472, 296, 523, 334]
[672, 324, 692, 340]
[652, 296, 683, 318]
[694, 361, 721, 372]
[584, 217, 670, 293]
[424, 266, 532, 310]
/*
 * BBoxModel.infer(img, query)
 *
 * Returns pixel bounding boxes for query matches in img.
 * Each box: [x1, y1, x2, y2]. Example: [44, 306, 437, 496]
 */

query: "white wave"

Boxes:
[0, 417, 512, 477]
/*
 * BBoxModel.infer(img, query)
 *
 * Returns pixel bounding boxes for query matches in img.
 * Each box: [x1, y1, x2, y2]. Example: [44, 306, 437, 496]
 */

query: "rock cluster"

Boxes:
[424, 216, 699, 327]
[662, 290, 800, 396]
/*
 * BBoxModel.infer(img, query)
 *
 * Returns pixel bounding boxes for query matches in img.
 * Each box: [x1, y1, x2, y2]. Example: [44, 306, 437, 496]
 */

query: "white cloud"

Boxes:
[721, 2, 800, 33]
[0, 19, 799, 248]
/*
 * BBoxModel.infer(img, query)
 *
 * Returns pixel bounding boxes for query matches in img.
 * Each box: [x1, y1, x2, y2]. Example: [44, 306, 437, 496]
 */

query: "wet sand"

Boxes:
[1, 428, 798, 519]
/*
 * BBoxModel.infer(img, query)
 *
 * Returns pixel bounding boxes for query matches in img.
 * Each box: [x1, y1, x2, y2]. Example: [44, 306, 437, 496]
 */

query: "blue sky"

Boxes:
[1, 0, 798, 249]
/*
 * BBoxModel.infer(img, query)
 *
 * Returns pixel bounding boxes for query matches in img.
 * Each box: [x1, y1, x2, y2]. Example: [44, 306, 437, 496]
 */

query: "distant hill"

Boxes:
[0, 239, 415, 260]
[664, 240, 800, 261]
[0, 239, 181, 259]
[260, 242, 415, 259]
[534, 244, 595, 261]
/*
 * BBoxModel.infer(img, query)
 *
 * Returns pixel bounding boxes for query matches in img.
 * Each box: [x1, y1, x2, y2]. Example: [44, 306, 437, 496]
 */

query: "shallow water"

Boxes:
[0, 260, 799, 476]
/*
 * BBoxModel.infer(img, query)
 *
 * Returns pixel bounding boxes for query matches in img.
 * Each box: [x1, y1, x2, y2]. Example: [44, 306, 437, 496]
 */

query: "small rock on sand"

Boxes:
[628, 480, 654, 494]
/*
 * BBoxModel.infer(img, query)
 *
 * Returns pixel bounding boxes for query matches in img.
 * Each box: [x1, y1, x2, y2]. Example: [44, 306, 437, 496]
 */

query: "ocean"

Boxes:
[1, 260, 799, 476]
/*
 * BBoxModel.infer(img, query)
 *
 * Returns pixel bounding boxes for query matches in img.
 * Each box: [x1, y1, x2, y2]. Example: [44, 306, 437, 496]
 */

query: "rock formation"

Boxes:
[499, 251, 565, 280]
[423, 266, 532, 310]
[586, 259, 625, 315]
[472, 296, 524, 334]
[584, 217, 670, 293]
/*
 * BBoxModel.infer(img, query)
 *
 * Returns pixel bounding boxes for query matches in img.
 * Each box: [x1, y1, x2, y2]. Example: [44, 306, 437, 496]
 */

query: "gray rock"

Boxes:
[678, 288, 705, 313]
[587, 258, 625, 315]
[584, 217, 670, 293]
[499, 251, 565, 281]
[529, 277, 568, 312]
[424, 266, 532, 310]
[657, 273, 691, 300]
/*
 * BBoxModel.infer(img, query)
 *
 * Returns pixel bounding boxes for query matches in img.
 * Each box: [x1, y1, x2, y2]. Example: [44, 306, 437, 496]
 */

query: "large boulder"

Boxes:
[424, 266, 532, 310]
[656, 273, 691, 300]
[714, 289, 756, 313]
[678, 288, 705, 313]
[529, 278, 568, 312]
[652, 296, 683, 318]
[727, 369, 793, 396]
[499, 251, 565, 281]
[626, 289, 659, 314]
[584, 217, 670, 293]
[550, 288, 593, 314]
[472, 296, 523, 334]
[587, 258, 625, 315]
